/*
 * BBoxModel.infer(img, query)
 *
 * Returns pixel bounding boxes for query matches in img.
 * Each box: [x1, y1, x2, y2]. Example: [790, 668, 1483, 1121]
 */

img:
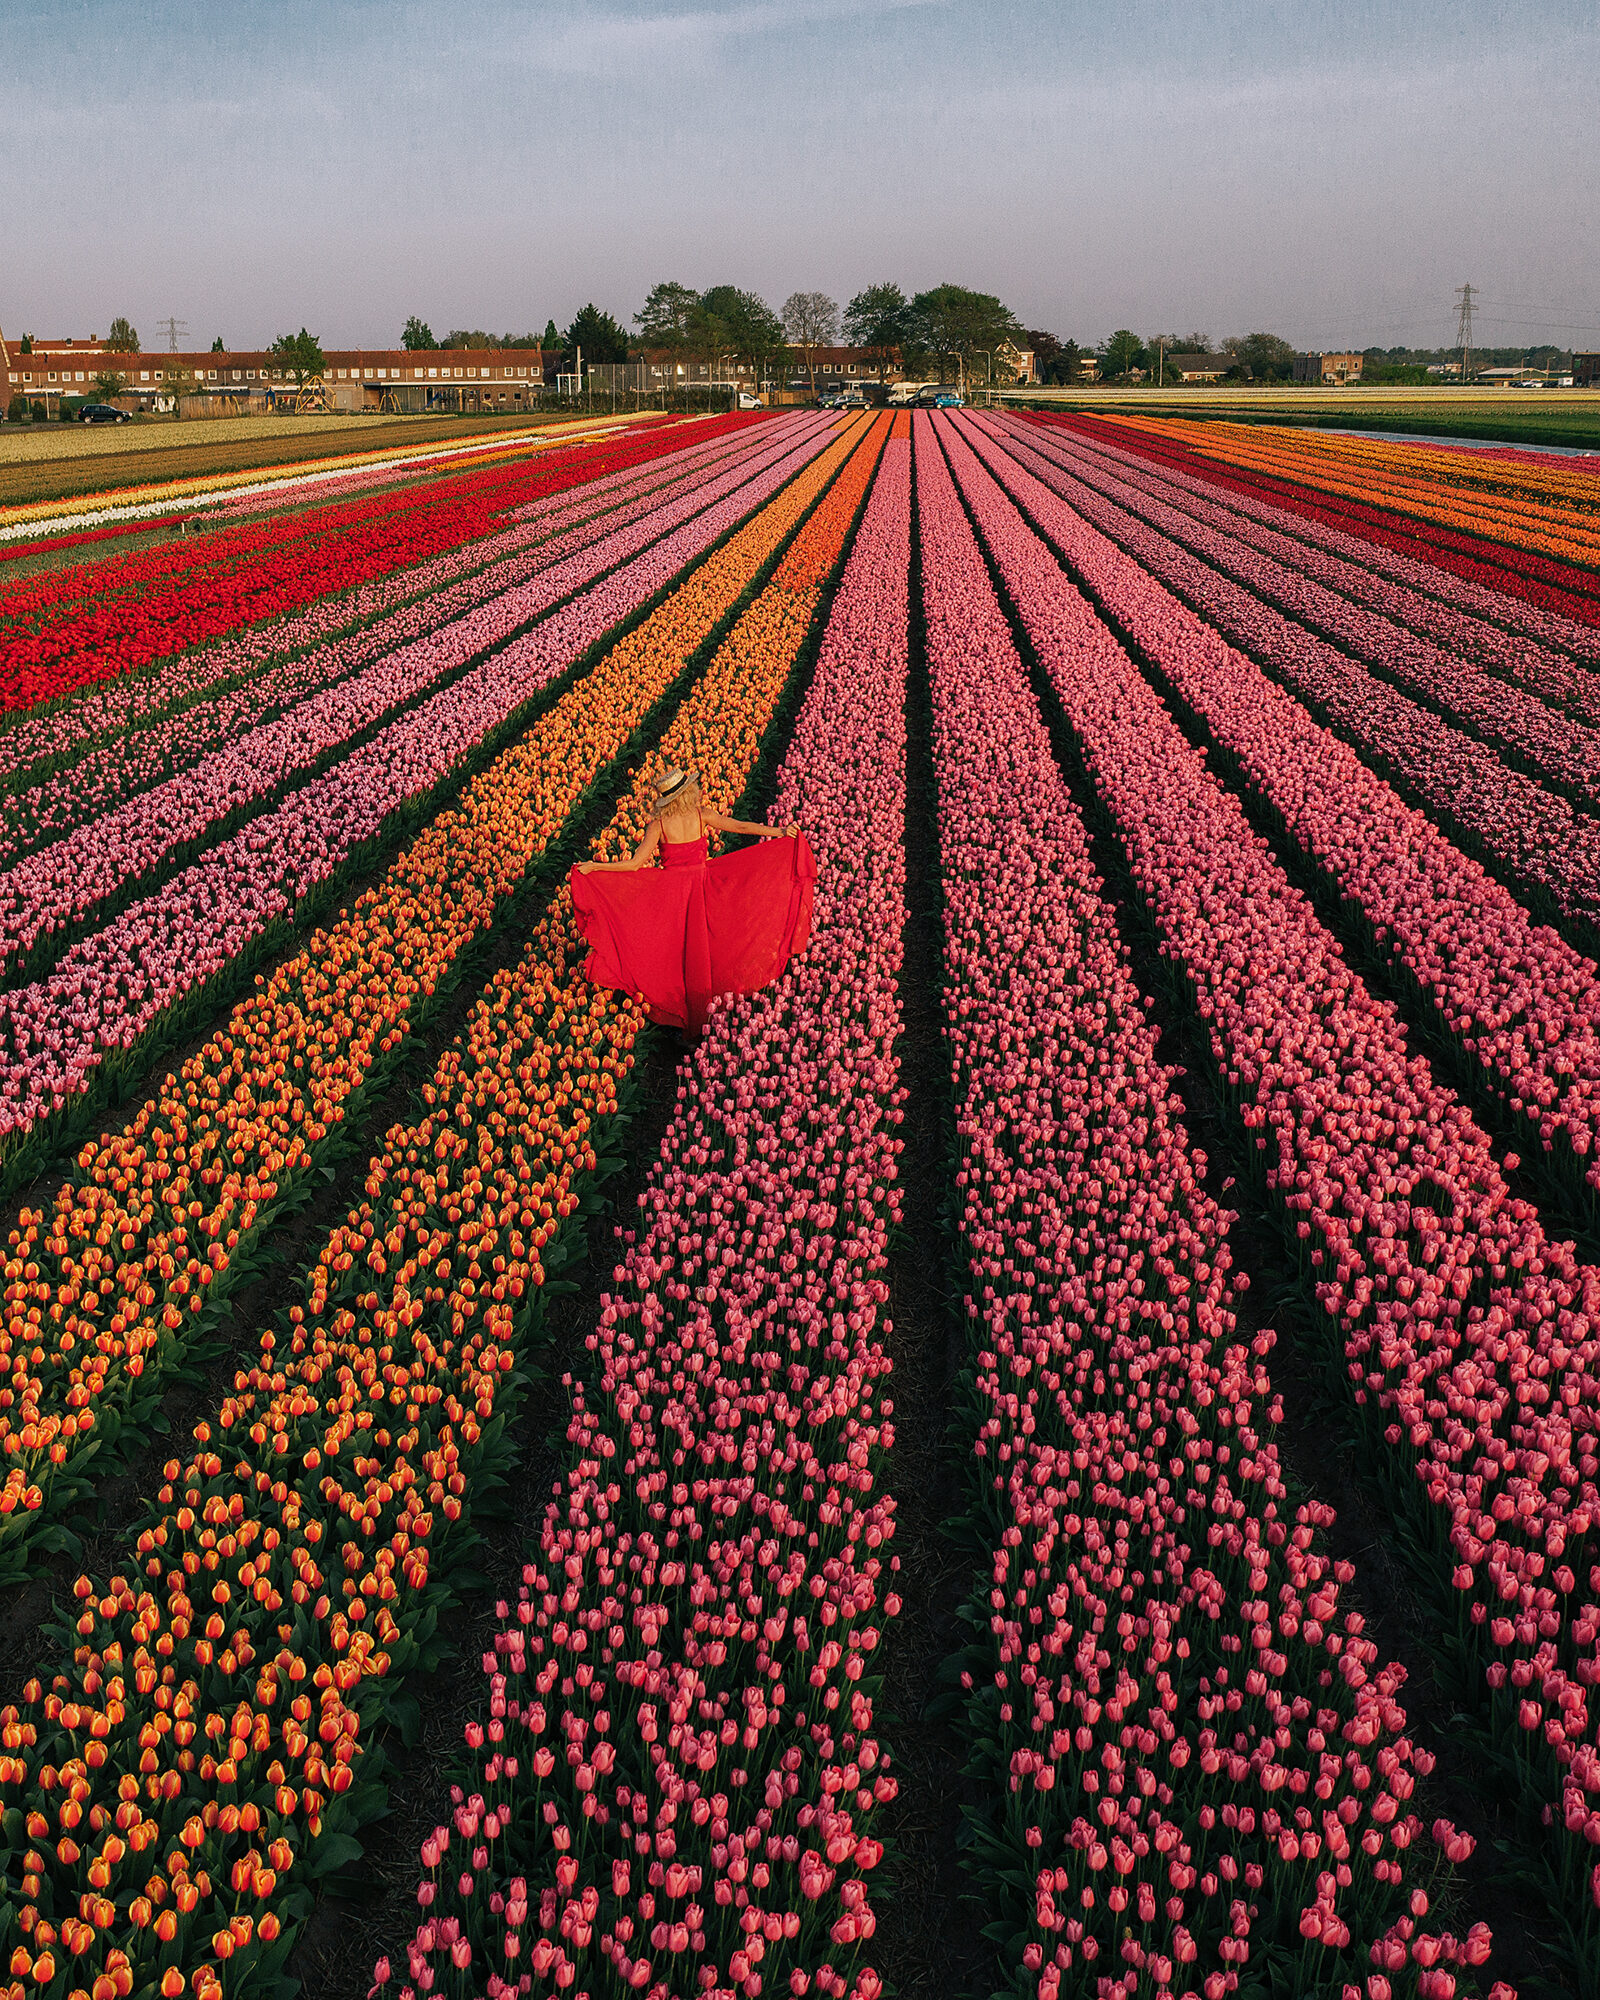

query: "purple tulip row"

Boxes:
[0, 423, 815, 981]
[984, 421, 1600, 816]
[946, 416, 1600, 1197]
[1034, 418, 1600, 670]
[378, 439, 914, 2000]
[1020, 420, 1600, 708]
[0, 421, 836, 1139]
[964, 416, 1600, 935]
[0, 419, 762, 794]
[0, 424, 773, 876]
[916, 415, 1499, 1999]
[934, 411, 1600, 1966]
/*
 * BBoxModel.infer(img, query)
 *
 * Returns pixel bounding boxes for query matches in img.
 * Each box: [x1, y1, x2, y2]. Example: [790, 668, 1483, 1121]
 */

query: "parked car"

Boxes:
[915, 387, 965, 409]
[78, 403, 131, 424]
[817, 391, 846, 410]
[735, 391, 763, 410]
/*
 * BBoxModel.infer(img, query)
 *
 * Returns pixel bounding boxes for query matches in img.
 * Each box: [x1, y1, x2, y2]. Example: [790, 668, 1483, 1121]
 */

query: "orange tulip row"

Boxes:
[0, 418, 888, 2000]
[0, 422, 844, 1583]
[1096, 414, 1600, 570]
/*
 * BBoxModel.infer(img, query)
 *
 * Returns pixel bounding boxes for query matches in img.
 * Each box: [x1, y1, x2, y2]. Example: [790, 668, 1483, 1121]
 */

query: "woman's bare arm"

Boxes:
[702, 809, 800, 839]
[577, 818, 663, 873]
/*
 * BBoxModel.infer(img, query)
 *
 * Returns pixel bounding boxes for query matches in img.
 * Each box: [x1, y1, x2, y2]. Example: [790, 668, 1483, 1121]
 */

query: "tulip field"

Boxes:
[4, 400, 1600, 2000]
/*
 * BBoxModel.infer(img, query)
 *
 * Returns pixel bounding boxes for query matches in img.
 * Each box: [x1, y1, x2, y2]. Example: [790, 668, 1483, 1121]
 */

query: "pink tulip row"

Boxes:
[0, 417, 766, 793]
[950, 416, 1600, 1197]
[915, 414, 1501, 2000]
[0, 421, 836, 1139]
[1026, 414, 1600, 670]
[1015, 419, 1600, 702]
[985, 424, 1600, 814]
[968, 417, 1600, 934]
[934, 410, 1600, 1967]
[0, 423, 776, 876]
[379, 439, 914, 2000]
[0, 422, 816, 978]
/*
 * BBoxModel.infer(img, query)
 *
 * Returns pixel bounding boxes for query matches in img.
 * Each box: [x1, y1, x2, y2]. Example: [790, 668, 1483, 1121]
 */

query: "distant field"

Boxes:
[0, 408, 610, 510]
[1006, 384, 1600, 449]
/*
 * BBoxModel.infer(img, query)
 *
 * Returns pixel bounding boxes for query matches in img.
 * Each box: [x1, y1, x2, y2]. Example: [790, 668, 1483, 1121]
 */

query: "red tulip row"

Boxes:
[374, 432, 913, 2000]
[0, 419, 756, 794]
[0, 417, 881, 2000]
[933, 409, 1600, 1971]
[915, 414, 1503, 2000]
[1031, 413, 1600, 633]
[0, 420, 832, 1149]
[0, 420, 748, 716]
[0, 420, 768, 872]
[0, 421, 809, 983]
[949, 415, 1600, 1204]
[992, 422, 1600, 821]
[1024, 421, 1600, 700]
[975, 416, 1600, 937]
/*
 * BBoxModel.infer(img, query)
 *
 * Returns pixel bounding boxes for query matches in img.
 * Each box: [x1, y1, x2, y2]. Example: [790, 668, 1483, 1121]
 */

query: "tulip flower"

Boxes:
[917, 409, 1514, 1996]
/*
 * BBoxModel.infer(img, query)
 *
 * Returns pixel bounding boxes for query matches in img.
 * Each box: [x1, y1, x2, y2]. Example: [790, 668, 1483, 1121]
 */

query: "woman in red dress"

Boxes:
[570, 764, 815, 1037]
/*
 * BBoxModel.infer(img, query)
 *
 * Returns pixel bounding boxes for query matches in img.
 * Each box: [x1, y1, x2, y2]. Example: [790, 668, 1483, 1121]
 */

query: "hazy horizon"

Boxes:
[6, 0, 1597, 357]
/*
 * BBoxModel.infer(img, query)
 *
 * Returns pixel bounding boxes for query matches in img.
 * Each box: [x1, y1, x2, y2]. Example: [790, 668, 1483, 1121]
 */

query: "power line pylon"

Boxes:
[1454, 283, 1476, 383]
[156, 316, 188, 353]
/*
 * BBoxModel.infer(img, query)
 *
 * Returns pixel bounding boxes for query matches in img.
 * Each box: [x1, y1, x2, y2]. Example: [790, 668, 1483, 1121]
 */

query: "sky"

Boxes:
[5, 0, 1598, 355]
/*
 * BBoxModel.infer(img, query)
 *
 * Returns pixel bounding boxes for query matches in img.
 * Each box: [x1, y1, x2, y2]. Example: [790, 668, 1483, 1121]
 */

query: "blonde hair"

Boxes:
[656, 767, 702, 824]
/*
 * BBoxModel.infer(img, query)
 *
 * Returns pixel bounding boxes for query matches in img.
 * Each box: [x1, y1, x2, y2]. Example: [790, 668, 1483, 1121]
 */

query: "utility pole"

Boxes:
[1454, 283, 1476, 384]
[157, 315, 187, 354]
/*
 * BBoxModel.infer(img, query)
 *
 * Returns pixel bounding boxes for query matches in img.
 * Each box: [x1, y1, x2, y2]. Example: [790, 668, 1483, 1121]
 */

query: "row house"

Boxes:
[2, 334, 553, 412]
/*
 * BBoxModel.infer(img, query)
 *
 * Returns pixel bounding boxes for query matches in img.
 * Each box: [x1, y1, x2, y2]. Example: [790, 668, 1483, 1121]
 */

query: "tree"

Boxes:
[18, 334, 33, 355]
[782, 292, 840, 394]
[402, 316, 438, 351]
[565, 304, 630, 365]
[635, 282, 703, 353]
[908, 284, 1021, 389]
[1223, 331, 1295, 382]
[105, 317, 140, 354]
[270, 328, 325, 388]
[92, 370, 127, 403]
[700, 287, 785, 385]
[1099, 329, 1147, 381]
[844, 283, 910, 381]
[542, 320, 561, 351]
[211, 336, 226, 354]
[1024, 332, 1090, 387]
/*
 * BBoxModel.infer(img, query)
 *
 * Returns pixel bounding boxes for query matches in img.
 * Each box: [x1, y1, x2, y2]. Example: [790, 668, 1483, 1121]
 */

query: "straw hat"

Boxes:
[656, 764, 698, 801]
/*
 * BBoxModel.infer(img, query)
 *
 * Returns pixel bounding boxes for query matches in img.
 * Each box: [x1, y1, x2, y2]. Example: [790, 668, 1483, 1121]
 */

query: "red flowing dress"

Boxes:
[570, 828, 815, 1033]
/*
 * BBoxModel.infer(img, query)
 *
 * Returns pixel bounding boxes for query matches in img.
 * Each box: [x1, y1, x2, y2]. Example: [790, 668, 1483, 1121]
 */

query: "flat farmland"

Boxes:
[1012, 384, 1600, 451]
[0, 409, 626, 512]
[4, 402, 1600, 1998]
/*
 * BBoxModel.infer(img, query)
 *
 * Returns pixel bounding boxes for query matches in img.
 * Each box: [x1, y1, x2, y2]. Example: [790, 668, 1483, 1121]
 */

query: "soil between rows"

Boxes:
[863, 512, 994, 2000]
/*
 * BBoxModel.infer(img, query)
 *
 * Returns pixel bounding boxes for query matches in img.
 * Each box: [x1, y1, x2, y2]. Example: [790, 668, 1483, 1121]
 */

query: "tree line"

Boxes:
[400, 283, 1037, 390]
[391, 296, 1317, 390]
